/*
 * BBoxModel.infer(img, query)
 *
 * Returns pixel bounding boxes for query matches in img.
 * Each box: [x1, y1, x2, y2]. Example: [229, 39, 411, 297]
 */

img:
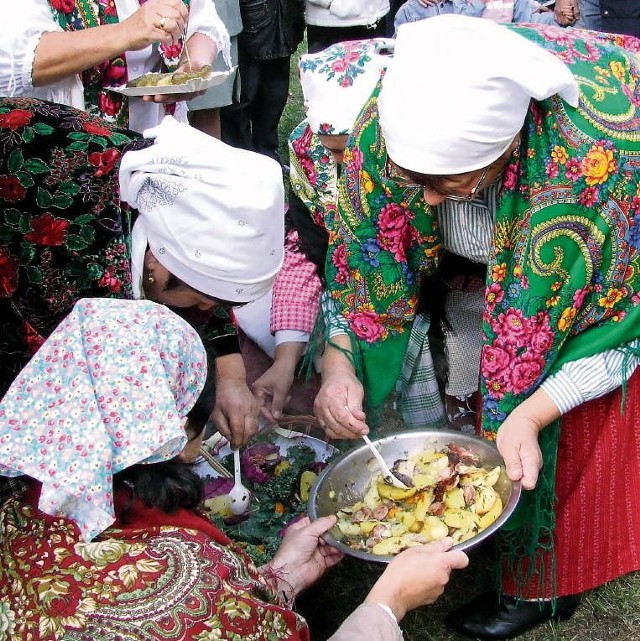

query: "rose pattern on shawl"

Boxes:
[477, 25, 640, 439]
[96, 91, 123, 119]
[98, 0, 118, 17]
[0, 247, 18, 297]
[346, 308, 387, 342]
[25, 213, 71, 247]
[0, 175, 26, 202]
[376, 202, 417, 263]
[88, 148, 120, 177]
[50, 0, 75, 13]
[0, 109, 32, 131]
[297, 40, 373, 88]
[101, 58, 127, 87]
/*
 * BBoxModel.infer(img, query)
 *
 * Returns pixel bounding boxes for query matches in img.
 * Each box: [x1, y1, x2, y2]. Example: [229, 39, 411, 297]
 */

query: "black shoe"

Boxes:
[444, 591, 581, 639]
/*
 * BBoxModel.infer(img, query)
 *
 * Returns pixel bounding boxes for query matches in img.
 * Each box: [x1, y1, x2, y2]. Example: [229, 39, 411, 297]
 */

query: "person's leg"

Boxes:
[576, 0, 603, 29]
[220, 53, 260, 151]
[250, 55, 291, 163]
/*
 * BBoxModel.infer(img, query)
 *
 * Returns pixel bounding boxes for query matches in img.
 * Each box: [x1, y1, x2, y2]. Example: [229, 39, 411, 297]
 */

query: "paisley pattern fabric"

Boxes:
[0, 97, 237, 398]
[0, 485, 309, 640]
[328, 24, 640, 413]
[48, 0, 189, 126]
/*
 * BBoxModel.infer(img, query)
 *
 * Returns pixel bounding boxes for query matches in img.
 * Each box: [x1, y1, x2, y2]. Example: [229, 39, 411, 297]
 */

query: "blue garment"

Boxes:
[394, 0, 555, 34]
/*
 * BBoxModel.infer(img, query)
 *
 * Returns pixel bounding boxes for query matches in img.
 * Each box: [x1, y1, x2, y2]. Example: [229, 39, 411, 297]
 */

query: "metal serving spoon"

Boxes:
[361, 434, 409, 489]
[228, 448, 252, 515]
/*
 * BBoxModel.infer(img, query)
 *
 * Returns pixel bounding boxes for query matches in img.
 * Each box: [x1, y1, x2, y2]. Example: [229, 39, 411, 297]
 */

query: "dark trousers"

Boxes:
[306, 21, 388, 54]
[220, 54, 291, 163]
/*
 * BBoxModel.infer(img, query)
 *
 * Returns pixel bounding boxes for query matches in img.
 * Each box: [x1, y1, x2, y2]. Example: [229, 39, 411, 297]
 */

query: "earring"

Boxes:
[147, 274, 155, 284]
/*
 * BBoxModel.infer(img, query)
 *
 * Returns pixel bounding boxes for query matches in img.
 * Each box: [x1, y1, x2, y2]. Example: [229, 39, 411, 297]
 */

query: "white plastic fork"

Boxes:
[361, 434, 408, 489]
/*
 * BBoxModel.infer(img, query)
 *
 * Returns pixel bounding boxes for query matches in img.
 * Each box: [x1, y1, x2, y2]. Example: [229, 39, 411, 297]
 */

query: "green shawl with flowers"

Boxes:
[326, 24, 640, 588]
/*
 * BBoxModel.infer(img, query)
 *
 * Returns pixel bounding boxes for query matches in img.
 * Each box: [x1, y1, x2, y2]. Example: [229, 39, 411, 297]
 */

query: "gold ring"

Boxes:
[159, 16, 166, 29]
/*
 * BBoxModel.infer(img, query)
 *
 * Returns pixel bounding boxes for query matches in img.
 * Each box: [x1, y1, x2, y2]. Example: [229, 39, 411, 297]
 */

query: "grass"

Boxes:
[276, 43, 640, 641]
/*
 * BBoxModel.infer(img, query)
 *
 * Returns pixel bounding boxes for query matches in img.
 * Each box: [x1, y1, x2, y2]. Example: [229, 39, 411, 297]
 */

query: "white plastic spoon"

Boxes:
[228, 448, 251, 515]
[361, 434, 409, 489]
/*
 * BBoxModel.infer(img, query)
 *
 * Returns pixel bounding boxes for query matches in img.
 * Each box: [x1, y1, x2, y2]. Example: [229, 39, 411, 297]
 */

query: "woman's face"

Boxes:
[319, 134, 349, 165]
[143, 251, 216, 310]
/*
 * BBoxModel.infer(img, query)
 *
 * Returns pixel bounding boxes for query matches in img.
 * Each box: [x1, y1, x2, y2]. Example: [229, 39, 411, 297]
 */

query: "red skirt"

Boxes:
[503, 370, 640, 597]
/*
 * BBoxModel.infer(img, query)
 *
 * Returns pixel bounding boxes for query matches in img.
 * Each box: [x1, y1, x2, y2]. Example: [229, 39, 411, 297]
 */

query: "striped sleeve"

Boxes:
[541, 339, 640, 414]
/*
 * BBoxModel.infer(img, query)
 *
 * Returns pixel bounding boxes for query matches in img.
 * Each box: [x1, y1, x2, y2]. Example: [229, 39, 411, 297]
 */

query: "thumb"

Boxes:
[304, 515, 338, 536]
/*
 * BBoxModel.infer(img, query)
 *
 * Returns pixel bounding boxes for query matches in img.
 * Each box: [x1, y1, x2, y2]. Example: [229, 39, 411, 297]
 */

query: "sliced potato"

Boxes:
[478, 495, 504, 530]
[421, 516, 449, 541]
[372, 536, 411, 556]
[299, 470, 317, 502]
[443, 508, 477, 530]
[337, 520, 363, 537]
[377, 481, 417, 501]
[444, 487, 466, 510]
[473, 486, 499, 515]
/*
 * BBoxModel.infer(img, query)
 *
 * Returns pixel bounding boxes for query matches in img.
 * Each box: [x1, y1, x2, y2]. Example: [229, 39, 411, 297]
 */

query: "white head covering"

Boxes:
[299, 38, 394, 135]
[0, 298, 206, 541]
[119, 116, 285, 302]
[379, 16, 579, 174]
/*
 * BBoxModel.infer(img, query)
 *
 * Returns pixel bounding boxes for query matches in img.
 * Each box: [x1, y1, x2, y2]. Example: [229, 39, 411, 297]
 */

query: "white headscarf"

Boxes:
[0, 298, 206, 541]
[299, 38, 394, 135]
[379, 16, 580, 174]
[119, 116, 285, 302]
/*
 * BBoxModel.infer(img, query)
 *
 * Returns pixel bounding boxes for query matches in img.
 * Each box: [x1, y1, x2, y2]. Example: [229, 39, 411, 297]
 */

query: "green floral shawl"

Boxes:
[327, 24, 640, 588]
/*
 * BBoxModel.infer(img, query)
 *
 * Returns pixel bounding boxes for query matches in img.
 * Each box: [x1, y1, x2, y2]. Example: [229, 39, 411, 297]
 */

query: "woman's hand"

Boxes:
[119, 0, 188, 49]
[366, 539, 469, 622]
[266, 516, 344, 596]
[495, 387, 560, 490]
[553, 0, 580, 25]
[212, 354, 260, 449]
[314, 337, 368, 439]
[252, 342, 306, 424]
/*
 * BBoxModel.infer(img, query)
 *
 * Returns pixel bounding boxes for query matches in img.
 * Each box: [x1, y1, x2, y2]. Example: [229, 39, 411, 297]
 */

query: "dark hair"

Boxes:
[114, 457, 204, 520]
[165, 272, 247, 309]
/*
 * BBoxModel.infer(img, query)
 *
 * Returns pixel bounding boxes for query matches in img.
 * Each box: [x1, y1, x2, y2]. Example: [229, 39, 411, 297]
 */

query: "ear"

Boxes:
[145, 248, 160, 268]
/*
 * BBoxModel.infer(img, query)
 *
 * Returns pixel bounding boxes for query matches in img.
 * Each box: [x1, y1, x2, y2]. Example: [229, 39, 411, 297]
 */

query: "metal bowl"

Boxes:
[307, 429, 521, 562]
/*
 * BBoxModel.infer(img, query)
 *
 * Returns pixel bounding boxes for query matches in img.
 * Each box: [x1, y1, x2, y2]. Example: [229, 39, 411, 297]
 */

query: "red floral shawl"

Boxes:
[0, 482, 310, 640]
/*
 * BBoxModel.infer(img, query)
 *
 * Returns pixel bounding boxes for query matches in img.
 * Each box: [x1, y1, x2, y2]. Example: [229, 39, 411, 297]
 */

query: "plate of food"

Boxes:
[197, 424, 339, 564]
[109, 66, 235, 97]
[307, 430, 521, 562]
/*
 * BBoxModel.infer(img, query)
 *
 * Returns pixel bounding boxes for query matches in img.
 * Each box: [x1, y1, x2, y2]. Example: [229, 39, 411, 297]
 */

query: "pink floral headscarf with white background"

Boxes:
[0, 298, 206, 541]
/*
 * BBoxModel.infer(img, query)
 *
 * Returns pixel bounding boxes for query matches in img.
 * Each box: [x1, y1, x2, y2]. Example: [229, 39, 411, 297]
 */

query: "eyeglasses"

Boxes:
[383, 157, 490, 203]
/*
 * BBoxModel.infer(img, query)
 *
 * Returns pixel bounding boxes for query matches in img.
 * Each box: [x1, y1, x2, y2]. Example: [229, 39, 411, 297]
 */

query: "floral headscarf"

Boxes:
[0, 298, 206, 541]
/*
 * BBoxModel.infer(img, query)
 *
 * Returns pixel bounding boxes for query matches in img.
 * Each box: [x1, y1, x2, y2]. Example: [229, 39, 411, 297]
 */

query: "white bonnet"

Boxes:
[119, 117, 285, 302]
[379, 16, 579, 174]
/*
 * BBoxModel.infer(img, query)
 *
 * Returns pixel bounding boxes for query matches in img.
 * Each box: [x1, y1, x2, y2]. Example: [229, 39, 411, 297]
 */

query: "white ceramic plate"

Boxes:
[109, 68, 234, 97]
[195, 427, 337, 480]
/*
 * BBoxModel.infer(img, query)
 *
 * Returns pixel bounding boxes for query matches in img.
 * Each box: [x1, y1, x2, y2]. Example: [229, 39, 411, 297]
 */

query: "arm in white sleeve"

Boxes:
[541, 338, 640, 414]
[0, 3, 66, 97]
[328, 603, 403, 641]
[187, 0, 231, 66]
[274, 330, 311, 346]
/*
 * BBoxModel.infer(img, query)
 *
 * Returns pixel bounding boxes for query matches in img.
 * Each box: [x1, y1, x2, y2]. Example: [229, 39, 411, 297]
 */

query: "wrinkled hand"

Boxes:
[120, 0, 187, 50]
[212, 377, 260, 449]
[252, 342, 305, 424]
[252, 363, 294, 425]
[366, 539, 469, 621]
[496, 413, 543, 490]
[553, 0, 580, 25]
[267, 516, 344, 595]
[314, 370, 368, 439]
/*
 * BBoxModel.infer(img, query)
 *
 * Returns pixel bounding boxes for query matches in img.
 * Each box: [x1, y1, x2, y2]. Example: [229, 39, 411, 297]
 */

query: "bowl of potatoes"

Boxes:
[307, 430, 521, 562]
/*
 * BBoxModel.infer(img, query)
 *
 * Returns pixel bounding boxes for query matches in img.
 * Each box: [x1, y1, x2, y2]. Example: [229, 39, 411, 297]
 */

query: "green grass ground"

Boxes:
[277, 46, 640, 641]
